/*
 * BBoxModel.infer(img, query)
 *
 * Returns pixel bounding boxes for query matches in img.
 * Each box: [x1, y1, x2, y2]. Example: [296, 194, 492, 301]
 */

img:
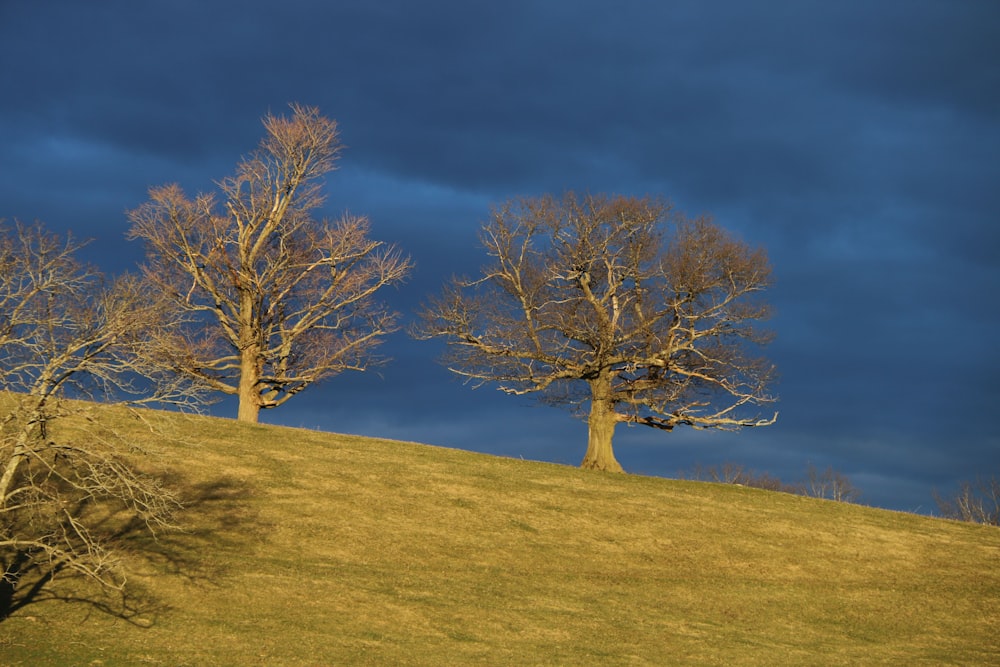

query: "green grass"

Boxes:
[2, 406, 998, 665]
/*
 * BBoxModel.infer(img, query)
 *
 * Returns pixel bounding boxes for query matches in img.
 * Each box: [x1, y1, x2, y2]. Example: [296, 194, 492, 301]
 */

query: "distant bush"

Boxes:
[934, 475, 1000, 526]
[683, 462, 861, 503]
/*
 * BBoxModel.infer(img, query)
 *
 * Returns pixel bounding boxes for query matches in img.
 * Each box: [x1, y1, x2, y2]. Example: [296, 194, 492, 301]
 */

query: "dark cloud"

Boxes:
[1, 0, 997, 513]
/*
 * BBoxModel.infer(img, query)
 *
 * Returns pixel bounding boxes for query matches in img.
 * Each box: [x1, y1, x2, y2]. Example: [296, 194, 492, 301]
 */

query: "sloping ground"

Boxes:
[1, 407, 998, 665]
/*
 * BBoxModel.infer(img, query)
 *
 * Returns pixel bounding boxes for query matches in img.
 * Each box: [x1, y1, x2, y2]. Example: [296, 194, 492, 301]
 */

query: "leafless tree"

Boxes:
[934, 476, 1000, 526]
[0, 222, 187, 609]
[805, 464, 861, 503]
[416, 193, 777, 472]
[128, 104, 411, 423]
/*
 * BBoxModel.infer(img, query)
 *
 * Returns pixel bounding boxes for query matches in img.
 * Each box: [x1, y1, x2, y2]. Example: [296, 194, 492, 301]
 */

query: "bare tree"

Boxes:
[934, 476, 1000, 526]
[805, 464, 861, 503]
[127, 104, 411, 423]
[416, 193, 776, 472]
[0, 222, 186, 609]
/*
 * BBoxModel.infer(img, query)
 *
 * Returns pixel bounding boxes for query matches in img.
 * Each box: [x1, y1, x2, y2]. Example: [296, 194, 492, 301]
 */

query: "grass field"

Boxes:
[1, 406, 998, 665]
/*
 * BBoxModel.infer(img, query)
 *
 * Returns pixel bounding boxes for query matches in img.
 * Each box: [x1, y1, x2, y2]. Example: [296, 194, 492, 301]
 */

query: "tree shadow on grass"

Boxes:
[134, 472, 269, 584]
[0, 556, 165, 627]
[0, 472, 267, 625]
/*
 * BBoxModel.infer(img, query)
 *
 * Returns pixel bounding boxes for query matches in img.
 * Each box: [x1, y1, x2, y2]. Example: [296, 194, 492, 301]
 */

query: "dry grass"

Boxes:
[2, 406, 998, 665]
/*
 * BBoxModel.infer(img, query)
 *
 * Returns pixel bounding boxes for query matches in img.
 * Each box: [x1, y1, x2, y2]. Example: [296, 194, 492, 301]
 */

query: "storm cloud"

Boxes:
[1, 0, 997, 511]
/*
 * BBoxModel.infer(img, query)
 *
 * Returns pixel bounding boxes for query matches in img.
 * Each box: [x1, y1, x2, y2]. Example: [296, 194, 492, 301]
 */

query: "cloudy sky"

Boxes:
[1, 1, 997, 513]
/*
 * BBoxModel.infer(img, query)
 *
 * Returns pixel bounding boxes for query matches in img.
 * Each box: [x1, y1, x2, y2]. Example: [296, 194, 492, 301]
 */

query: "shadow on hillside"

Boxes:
[0, 556, 167, 627]
[139, 473, 269, 585]
[0, 473, 266, 625]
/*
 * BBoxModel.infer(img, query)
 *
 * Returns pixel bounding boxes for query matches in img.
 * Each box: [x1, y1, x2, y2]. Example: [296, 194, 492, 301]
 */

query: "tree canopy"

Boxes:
[416, 192, 777, 471]
[0, 222, 184, 604]
[128, 104, 411, 422]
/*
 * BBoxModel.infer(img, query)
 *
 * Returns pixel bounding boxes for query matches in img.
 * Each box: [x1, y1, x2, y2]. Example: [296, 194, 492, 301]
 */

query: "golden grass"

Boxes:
[2, 406, 998, 665]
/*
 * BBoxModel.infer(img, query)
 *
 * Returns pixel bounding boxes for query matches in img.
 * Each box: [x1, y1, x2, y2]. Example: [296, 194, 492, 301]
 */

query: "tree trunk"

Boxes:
[580, 375, 624, 472]
[0, 440, 28, 507]
[0, 414, 39, 506]
[237, 345, 262, 423]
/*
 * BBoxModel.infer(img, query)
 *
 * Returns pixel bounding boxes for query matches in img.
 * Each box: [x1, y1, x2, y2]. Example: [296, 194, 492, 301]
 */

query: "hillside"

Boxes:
[1, 406, 998, 665]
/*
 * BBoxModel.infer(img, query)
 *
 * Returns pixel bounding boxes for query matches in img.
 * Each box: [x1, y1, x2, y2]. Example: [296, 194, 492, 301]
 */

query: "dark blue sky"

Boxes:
[1, 1, 997, 512]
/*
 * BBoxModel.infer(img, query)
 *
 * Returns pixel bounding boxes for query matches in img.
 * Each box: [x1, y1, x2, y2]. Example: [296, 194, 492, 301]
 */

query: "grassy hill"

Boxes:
[1, 406, 998, 665]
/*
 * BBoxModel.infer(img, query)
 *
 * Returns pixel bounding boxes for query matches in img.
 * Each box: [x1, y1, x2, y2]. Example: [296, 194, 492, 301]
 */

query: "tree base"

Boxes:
[579, 457, 625, 473]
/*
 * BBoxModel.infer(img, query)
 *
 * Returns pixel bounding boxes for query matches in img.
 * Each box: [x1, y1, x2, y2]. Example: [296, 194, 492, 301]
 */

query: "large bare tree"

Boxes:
[416, 193, 777, 472]
[1, 222, 187, 610]
[127, 104, 411, 422]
